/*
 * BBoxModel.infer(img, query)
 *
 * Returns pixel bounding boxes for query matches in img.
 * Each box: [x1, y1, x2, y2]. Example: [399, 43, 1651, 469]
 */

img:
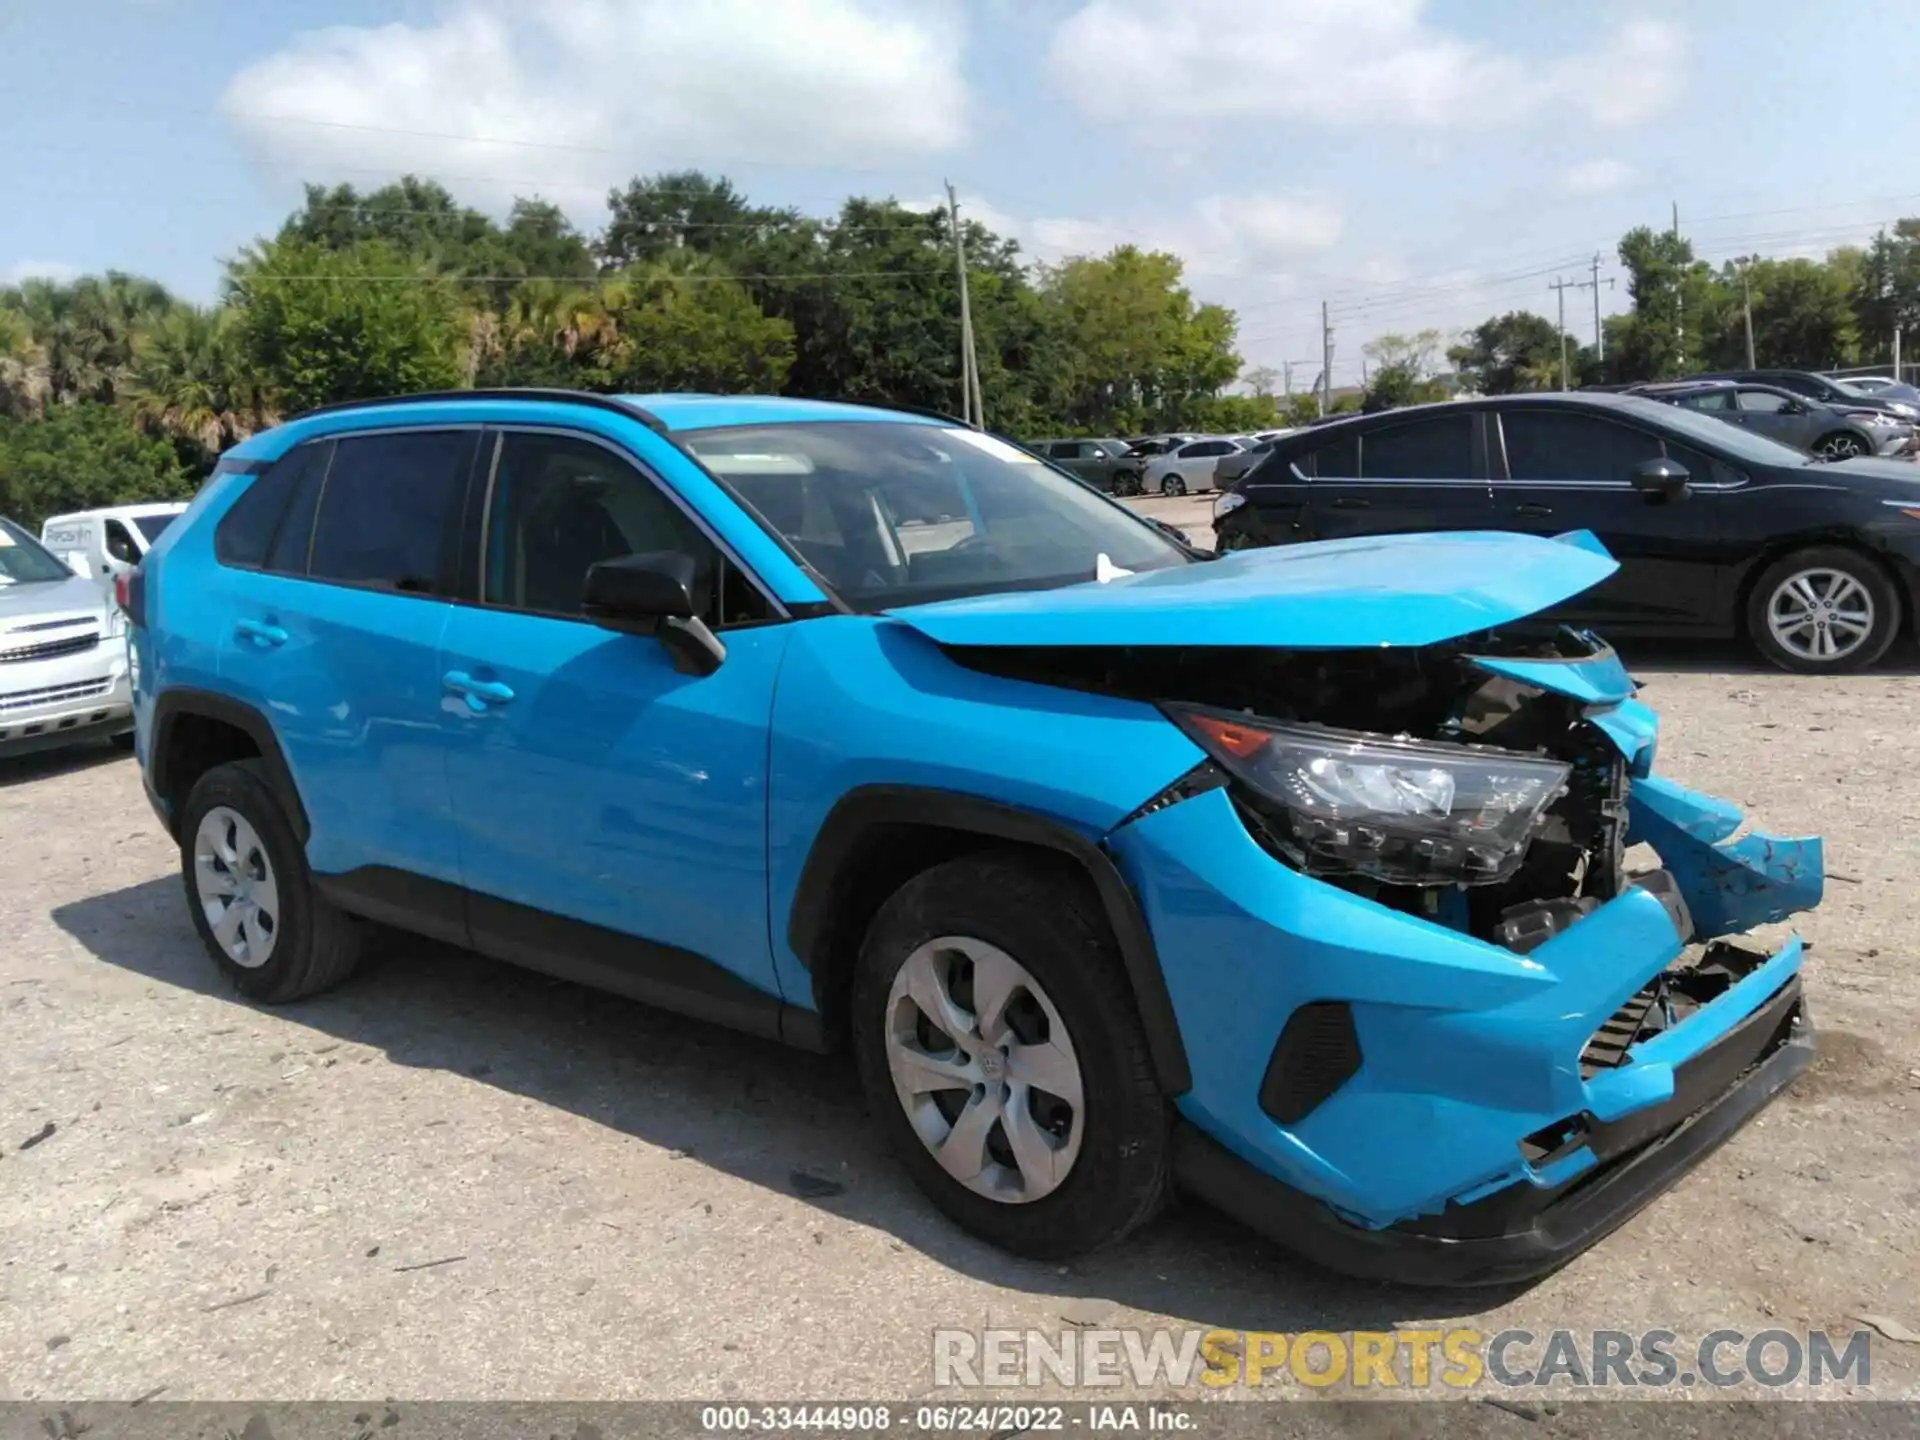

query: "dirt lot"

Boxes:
[1, 607, 1916, 1401]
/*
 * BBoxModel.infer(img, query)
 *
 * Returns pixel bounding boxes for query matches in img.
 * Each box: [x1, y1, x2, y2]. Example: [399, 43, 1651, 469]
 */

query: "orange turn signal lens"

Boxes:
[1185, 713, 1271, 759]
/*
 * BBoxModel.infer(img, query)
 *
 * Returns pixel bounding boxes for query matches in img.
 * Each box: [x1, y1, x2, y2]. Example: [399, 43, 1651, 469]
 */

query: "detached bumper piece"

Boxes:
[1175, 975, 1813, 1287]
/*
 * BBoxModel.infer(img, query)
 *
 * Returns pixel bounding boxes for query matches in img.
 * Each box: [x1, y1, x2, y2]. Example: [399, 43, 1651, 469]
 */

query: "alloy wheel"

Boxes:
[883, 935, 1085, 1204]
[1766, 568, 1875, 663]
[1816, 434, 1866, 460]
[193, 806, 280, 969]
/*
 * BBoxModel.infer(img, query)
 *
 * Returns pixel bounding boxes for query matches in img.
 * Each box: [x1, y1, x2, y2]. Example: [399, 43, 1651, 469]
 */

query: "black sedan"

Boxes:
[1211, 393, 1920, 672]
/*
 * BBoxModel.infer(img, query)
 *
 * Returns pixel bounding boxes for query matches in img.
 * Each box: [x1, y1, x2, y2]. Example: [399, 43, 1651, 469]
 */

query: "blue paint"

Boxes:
[137, 390, 1823, 1244]
[890, 531, 1620, 650]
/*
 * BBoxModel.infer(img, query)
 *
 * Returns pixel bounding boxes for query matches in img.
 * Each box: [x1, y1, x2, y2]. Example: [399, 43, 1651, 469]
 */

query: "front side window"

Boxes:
[0, 517, 75, 585]
[681, 422, 1188, 609]
[304, 430, 475, 592]
[1736, 389, 1790, 413]
[104, 520, 141, 565]
[483, 431, 765, 626]
[1499, 411, 1662, 482]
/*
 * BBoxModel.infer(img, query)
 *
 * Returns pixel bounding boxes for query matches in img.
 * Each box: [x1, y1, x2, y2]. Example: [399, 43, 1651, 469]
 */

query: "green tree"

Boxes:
[600, 171, 798, 269]
[1, 272, 177, 406]
[0, 402, 194, 528]
[226, 237, 465, 413]
[1606, 226, 1721, 381]
[589, 258, 795, 393]
[1037, 246, 1241, 433]
[1448, 311, 1564, 394]
[124, 305, 271, 459]
[0, 308, 49, 418]
[1361, 328, 1448, 410]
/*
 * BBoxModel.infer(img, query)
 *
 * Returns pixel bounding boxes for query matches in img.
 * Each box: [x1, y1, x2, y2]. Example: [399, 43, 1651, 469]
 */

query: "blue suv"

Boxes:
[126, 390, 1822, 1281]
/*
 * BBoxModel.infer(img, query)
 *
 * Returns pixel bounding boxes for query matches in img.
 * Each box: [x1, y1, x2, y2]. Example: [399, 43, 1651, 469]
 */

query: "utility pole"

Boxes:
[1282, 360, 1293, 397]
[1896, 326, 1904, 385]
[1549, 276, 1576, 390]
[1739, 258, 1756, 368]
[1588, 252, 1615, 361]
[1320, 301, 1334, 417]
[945, 180, 983, 428]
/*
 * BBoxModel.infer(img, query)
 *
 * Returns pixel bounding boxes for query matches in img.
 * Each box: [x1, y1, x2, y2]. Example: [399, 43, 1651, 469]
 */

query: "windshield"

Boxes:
[0, 517, 77, 585]
[1615, 396, 1817, 467]
[681, 421, 1191, 609]
[133, 512, 178, 544]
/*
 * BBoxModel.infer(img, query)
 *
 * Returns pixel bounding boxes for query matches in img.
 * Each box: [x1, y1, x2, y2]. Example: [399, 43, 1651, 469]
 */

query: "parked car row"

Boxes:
[1595, 369, 1920, 461]
[1026, 430, 1297, 497]
[1212, 390, 1920, 674]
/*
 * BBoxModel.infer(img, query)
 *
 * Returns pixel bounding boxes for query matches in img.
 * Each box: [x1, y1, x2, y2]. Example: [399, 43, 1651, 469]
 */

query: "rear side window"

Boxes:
[306, 430, 476, 592]
[1360, 415, 1474, 479]
[214, 449, 316, 568]
[1499, 412, 1662, 482]
[1735, 390, 1790, 413]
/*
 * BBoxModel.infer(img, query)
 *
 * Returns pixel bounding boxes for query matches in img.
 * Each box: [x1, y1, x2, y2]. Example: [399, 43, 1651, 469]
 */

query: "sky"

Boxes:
[6, 0, 1920, 390]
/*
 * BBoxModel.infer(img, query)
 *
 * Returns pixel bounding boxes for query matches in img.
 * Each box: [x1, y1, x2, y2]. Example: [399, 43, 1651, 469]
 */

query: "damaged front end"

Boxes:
[958, 626, 1821, 1284]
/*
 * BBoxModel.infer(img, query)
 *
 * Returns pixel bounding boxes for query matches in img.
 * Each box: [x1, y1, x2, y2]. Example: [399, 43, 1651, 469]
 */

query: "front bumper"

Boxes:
[0, 643, 132, 755]
[1107, 767, 1821, 1285]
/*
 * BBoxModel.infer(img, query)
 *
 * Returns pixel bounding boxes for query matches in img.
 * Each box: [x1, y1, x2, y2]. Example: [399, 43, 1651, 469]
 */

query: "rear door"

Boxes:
[216, 428, 476, 891]
[1299, 411, 1492, 541]
[1490, 407, 1723, 631]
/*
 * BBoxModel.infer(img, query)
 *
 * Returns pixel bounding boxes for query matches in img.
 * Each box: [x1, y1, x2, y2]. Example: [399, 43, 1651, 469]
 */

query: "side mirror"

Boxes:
[582, 551, 726, 676]
[1628, 457, 1691, 504]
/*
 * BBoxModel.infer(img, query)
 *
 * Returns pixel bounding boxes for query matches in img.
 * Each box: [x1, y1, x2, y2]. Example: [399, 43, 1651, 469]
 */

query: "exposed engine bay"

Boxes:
[945, 628, 1650, 954]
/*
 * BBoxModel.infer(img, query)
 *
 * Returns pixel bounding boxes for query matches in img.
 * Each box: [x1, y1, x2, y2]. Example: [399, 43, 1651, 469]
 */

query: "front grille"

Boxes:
[0, 678, 112, 713]
[0, 631, 99, 664]
[1259, 1001, 1363, 1123]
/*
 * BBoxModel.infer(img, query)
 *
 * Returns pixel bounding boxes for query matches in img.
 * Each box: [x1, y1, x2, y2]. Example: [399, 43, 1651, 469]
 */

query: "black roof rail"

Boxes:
[787, 393, 976, 430]
[289, 388, 669, 432]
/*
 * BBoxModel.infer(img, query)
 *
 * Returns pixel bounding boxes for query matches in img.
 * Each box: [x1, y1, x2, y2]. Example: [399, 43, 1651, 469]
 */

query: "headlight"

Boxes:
[1885, 402, 1919, 419]
[1213, 491, 1247, 521]
[1167, 705, 1571, 886]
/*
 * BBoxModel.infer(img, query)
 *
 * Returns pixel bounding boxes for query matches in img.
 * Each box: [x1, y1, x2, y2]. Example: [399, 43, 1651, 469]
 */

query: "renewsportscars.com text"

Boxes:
[932, 1327, 1873, 1390]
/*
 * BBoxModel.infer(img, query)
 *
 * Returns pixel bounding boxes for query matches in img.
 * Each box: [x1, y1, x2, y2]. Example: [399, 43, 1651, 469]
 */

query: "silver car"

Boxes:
[1641, 381, 1913, 460]
[0, 517, 133, 756]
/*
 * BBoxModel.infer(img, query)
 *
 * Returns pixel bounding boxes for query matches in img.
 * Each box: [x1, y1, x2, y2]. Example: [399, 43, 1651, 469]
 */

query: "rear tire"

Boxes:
[1114, 470, 1141, 497]
[1745, 546, 1899, 674]
[179, 760, 364, 1003]
[850, 852, 1171, 1259]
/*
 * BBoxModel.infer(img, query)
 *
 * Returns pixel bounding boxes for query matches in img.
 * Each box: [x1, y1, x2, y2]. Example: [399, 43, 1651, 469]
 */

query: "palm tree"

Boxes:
[0, 308, 49, 417]
[125, 306, 271, 457]
[7, 272, 177, 406]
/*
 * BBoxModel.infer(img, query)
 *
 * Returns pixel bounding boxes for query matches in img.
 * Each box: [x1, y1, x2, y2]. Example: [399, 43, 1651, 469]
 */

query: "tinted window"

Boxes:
[485, 431, 765, 626]
[1361, 415, 1474, 479]
[1499, 411, 1662, 482]
[132, 513, 177, 544]
[215, 449, 315, 569]
[267, 447, 329, 574]
[104, 520, 141, 565]
[307, 431, 474, 592]
[1046, 442, 1078, 460]
[1736, 389, 1790, 413]
[1677, 390, 1733, 412]
[1313, 435, 1360, 478]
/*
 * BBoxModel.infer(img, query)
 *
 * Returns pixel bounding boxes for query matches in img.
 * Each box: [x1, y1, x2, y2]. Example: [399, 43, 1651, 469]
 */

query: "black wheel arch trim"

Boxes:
[787, 784, 1193, 1097]
[149, 688, 309, 844]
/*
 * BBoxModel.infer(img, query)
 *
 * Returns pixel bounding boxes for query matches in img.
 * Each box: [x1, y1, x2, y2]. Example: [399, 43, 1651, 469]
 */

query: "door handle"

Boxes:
[1330, 497, 1372, 510]
[443, 670, 516, 713]
[234, 619, 288, 648]
[1513, 503, 1555, 517]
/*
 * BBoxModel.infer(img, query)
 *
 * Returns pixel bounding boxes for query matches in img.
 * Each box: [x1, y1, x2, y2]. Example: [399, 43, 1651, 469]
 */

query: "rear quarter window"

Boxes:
[214, 448, 319, 569]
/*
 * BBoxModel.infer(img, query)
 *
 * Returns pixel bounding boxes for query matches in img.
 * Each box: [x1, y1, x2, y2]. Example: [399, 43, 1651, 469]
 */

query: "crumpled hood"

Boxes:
[888, 530, 1618, 649]
[0, 574, 106, 629]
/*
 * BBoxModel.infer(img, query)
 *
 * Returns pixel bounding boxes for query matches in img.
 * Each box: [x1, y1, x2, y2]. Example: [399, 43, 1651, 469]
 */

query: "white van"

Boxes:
[40, 503, 188, 594]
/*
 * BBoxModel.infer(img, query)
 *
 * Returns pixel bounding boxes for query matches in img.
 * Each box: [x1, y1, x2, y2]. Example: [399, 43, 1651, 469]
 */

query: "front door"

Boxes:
[1490, 407, 1722, 631]
[1301, 411, 1492, 541]
[435, 428, 790, 1014]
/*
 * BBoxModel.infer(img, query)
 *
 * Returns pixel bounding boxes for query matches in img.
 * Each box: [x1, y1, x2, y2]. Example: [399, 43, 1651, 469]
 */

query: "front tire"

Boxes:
[1159, 474, 1187, 497]
[179, 760, 364, 1003]
[1746, 547, 1899, 673]
[1813, 432, 1867, 461]
[850, 852, 1170, 1259]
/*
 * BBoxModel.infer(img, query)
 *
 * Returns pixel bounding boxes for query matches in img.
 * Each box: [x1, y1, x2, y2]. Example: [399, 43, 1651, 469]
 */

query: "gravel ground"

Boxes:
[1, 606, 1916, 1402]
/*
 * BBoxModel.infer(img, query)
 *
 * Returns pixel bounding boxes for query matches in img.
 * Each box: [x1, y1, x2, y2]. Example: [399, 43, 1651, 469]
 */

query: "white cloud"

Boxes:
[220, 0, 969, 210]
[1048, 1, 1685, 131]
[1560, 158, 1636, 195]
[2, 260, 81, 285]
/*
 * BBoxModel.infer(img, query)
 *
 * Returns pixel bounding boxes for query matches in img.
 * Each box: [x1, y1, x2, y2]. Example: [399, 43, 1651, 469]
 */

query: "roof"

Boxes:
[41, 501, 190, 523]
[620, 394, 947, 431]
